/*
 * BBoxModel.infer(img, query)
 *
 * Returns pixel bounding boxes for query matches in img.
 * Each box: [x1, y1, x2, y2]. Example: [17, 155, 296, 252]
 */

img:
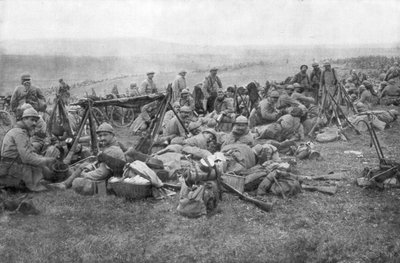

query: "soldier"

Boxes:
[320, 61, 338, 109]
[202, 67, 223, 113]
[58, 78, 71, 105]
[211, 89, 235, 132]
[380, 79, 400, 106]
[291, 65, 311, 91]
[249, 91, 280, 129]
[10, 74, 47, 113]
[0, 108, 56, 191]
[291, 83, 315, 108]
[172, 70, 187, 102]
[178, 89, 195, 110]
[221, 116, 254, 147]
[309, 62, 322, 102]
[139, 72, 158, 95]
[385, 62, 400, 82]
[127, 83, 140, 97]
[163, 106, 192, 142]
[49, 123, 125, 192]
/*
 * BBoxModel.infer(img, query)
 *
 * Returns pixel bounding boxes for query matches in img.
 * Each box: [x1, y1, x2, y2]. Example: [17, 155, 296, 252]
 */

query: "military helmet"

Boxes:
[210, 67, 218, 72]
[179, 70, 187, 75]
[270, 91, 280, 98]
[181, 88, 189, 94]
[96, 122, 114, 135]
[323, 61, 331, 66]
[293, 83, 301, 88]
[21, 73, 31, 81]
[312, 62, 319, 67]
[234, 115, 248, 124]
[286, 85, 295, 90]
[300, 64, 308, 70]
[180, 106, 192, 112]
[22, 108, 39, 119]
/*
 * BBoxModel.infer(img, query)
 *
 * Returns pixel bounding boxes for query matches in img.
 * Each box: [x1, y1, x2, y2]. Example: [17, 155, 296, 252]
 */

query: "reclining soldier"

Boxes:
[50, 123, 125, 193]
[0, 108, 56, 192]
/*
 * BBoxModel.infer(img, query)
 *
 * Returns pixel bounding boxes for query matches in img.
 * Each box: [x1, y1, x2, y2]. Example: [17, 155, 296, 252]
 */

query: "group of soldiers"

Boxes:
[1, 59, 399, 194]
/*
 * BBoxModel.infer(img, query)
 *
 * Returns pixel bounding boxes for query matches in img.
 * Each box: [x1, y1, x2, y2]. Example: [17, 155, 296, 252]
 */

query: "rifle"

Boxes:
[301, 184, 337, 195]
[221, 179, 273, 212]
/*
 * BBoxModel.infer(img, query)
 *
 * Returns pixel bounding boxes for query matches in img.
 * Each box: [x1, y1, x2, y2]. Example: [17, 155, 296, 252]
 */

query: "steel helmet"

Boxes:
[22, 108, 39, 119]
[286, 85, 295, 90]
[293, 83, 301, 88]
[181, 89, 189, 94]
[180, 106, 192, 112]
[312, 62, 319, 67]
[234, 115, 248, 124]
[96, 122, 114, 135]
[323, 61, 331, 66]
[21, 73, 31, 81]
[270, 91, 280, 98]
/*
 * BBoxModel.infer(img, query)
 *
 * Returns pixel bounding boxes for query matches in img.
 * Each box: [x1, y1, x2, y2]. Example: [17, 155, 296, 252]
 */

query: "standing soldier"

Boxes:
[320, 61, 338, 110]
[139, 72, 158, 95]
[0, 108, 56, 191]
[10, 74, 47, 114]
[202, 67, 223, 113]
[309, 62, 322, 103]
[172, 70, 187, 102]
[58, 78, 71, 105]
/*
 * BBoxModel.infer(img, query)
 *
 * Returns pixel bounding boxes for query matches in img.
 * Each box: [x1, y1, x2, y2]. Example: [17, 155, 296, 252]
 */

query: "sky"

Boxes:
[1, 0, 400, 46]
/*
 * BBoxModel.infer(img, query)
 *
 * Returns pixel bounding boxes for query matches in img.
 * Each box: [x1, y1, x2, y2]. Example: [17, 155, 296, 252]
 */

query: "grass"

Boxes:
[1, 116, 400, 262]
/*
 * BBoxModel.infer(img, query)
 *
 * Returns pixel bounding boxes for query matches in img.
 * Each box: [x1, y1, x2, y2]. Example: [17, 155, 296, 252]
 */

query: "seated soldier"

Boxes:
[276, 85, 302, 113]
[209, 89, 235, 132]
[380, 79, 400, 106]
[49, 123, 125, 192]
[16, 103, 49, 153]
[256, 107, 304, 142]
[221, 116, 254, 147]
[179, 89, 195, 110]
[0, 108, 56, 192]
[162, 106, 192, 142]
[249, 91, 280, 129]
[129, 100, 159, 135]
[291, 83, 315, 108]
[163, 102, 180, 130]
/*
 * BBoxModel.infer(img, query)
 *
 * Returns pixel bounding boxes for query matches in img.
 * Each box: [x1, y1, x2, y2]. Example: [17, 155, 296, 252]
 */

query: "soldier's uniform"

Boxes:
[202, 68, 223, 112]
[0, 109, 53, 191]
[10, 74, 46, 113]
[139, 72, 158, 95]
[221, 116, 254, 148]
[249, 92, 280, 128]
[172, 71, 187, 102]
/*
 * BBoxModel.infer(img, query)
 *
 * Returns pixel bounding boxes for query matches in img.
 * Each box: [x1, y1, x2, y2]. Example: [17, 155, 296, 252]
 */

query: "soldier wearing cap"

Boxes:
[0, 108, 56, 192]
[309, 62, 322, 102]
[172, 70, 187, 102]
[221, 116, 254, 147]
[290, 65, 311, 92]
[139, 71, 158, 95]
[202, 67, 223, 113]
[50, 122, 125, 192]
[10, 73, 47, 113]
[249, 90, 280, 129]
[380, 79, 400, 106]
[179, 88, 195, 110]
[320, 61, 338, 107]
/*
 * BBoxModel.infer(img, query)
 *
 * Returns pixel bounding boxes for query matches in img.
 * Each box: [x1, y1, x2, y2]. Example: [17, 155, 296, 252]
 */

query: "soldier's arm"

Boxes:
[10, 86, 21, 112]
[14, 130, 52, 166]
[139, 81, 147, 95]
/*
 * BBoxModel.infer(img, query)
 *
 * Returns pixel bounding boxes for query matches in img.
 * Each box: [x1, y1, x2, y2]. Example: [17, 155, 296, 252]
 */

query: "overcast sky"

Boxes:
[1, 0, 399, 46]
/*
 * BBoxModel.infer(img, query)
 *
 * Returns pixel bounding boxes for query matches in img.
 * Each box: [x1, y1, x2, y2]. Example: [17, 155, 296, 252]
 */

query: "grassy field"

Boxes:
[1, 104, 400, 262]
